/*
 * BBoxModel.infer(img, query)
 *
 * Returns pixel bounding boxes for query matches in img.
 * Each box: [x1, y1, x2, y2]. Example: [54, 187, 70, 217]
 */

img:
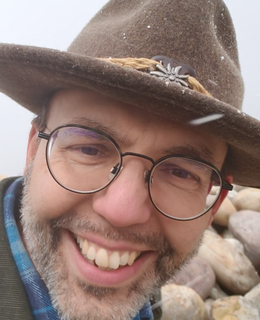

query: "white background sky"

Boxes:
[0, 1, 259, 176]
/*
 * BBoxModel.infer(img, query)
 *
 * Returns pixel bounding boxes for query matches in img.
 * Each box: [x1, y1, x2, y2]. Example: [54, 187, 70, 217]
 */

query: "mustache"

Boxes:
[23, 159, 168, 251]
[22, 161, 176, 259]
[50, 211, 174, 254]
[50, 212, 180, 287]
[23, 159, 178, 277]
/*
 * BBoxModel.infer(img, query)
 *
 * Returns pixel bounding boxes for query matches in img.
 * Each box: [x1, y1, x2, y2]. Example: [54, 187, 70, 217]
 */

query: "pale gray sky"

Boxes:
[0, 1, 259, 176]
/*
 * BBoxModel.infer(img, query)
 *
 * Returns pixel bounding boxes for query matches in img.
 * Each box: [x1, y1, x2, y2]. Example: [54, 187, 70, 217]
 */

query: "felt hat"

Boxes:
[0, 0, 260, 187]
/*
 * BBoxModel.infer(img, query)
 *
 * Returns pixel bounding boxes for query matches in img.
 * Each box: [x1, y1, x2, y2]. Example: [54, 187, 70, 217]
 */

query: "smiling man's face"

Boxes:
[20, 89, 228, 320]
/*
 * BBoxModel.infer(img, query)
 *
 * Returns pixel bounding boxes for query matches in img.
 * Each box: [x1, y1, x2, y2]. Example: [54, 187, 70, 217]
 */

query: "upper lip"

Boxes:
[72, 231, 155, 253]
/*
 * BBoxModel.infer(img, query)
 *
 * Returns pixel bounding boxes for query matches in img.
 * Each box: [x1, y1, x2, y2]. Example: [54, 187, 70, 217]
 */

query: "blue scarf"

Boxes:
[3, 178, 153, 320]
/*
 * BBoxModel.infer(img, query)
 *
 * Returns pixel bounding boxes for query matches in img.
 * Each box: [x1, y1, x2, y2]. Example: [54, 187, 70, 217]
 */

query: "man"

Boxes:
[1, 0, 260, 319]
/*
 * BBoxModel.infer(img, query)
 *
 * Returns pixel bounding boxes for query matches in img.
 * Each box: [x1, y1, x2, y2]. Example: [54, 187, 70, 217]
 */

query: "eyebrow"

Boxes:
[62, 116, 128, 145]
[162, 145, 216, 165]
[60, 117, 218, 165]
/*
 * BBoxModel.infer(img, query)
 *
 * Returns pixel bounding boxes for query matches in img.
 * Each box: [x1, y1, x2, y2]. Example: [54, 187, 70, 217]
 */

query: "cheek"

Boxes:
[158, 213, 210, 253]
[27, 148, 88, 220]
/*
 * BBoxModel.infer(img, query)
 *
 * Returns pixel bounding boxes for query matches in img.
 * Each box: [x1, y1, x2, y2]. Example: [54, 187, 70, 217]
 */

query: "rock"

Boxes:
[210, 296, 260, 320]
[233, 188, 260, 212]
[228, 210, 260, 269]
[222, 228, 235, 239]
[204, 299, 214, 319]
[213, 197, 236, 227]
[171, 256, 215, 299]
[224, 238, 244, 253]
[208, 226, 218, 234]
[157, 186, 260, 319]
[209, 282, 228, 300]
[161, 284, 209, 320]
[150, 288, 162, 320]
[226, 189, 238, 205]
[211, 223, 226, 235]
[198, 230, 260, 294]
[233, 185, 245, 192]
[245, 283, 260, 312]
[0, 175, 7, 181]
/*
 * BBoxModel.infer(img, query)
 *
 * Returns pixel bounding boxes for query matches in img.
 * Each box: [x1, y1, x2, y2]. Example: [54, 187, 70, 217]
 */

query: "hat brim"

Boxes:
[1, 44, 260, 187]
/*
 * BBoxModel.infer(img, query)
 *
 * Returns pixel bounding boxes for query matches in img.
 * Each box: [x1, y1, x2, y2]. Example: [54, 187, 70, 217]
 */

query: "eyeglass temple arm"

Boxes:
[37, 131, 234, 193]
[38, 132, 50, 140]
[222, 180, 233, 191]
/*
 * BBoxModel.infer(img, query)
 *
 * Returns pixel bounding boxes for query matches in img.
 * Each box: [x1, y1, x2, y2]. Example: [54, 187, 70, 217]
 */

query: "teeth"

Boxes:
[96, 248, 109, 268]
[109, 251, 120, 269]
[120, 252, 129, 266]
[87, 245, 96, 260]
[82, 239, 89, 255]
[80, 238, 84, 249]
[77, 236, 84, 249]
[76, 236, 141, 270]
[128, 251, 137, 266]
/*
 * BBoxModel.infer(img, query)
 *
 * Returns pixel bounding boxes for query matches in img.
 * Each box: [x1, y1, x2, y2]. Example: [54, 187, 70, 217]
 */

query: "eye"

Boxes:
[161, 164, 199, 182]
[81, 146, 99, 155]
[171, 168, 192, 179]
[67, 143, 109, 158]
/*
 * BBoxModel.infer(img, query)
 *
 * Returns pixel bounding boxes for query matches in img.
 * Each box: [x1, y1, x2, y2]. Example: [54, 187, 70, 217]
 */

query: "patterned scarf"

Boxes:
[3, 178, 153, 320]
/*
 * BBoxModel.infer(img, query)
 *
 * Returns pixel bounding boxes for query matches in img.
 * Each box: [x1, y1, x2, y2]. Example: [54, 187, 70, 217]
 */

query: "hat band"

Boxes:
[100, 57, 212, 97]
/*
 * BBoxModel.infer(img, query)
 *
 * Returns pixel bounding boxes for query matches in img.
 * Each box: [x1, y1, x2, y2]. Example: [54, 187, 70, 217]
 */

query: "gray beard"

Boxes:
[20, 162, 199, 320]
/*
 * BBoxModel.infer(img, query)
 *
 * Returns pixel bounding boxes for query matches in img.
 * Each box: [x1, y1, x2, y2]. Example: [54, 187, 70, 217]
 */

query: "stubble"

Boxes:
[20, 162, 199, 320]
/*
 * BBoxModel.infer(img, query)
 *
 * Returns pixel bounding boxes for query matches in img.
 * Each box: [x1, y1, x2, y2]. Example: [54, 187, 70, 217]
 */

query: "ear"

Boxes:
[206, 175, 233, 227]
[24, 123, 39, 174]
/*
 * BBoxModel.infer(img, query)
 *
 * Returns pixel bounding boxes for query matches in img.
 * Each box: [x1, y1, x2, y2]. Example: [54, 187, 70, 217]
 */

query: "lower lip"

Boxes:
[64, 231, 156, 287]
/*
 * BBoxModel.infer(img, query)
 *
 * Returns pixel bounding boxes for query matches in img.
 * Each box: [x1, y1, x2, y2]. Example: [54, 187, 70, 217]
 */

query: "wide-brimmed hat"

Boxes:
[0, 0, 260, 187]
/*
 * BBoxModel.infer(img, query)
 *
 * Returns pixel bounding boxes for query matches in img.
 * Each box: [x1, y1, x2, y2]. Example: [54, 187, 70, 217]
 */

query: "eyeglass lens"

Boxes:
[46, 126, 121, 192]
[46, 126, 222, 220]
[149, 158, 221, 219]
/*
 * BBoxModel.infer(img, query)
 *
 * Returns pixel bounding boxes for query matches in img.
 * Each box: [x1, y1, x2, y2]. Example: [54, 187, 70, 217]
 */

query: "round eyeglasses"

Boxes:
[38, 125, 233, 221]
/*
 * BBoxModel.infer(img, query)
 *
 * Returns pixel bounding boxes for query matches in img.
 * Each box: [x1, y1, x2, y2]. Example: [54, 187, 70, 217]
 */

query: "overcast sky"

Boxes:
[0, 1, 259, 176]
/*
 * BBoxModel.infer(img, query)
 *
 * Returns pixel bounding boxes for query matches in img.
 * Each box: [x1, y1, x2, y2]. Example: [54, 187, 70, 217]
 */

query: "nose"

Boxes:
[92, 158, 153, 227]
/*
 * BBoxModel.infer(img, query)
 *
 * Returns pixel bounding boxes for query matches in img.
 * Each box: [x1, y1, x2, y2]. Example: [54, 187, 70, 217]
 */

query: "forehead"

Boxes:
[47, 88, 166, 128]
[46, 88, 227, 166]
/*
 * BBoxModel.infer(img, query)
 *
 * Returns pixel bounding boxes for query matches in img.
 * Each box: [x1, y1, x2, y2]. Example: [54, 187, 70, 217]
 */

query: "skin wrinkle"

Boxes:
[21, 161, 198, 320]
[20, 88, 228, 320]
[36, 105, 220, 167]
[35, 97, 228, 180]
[45, 117, 217, 166]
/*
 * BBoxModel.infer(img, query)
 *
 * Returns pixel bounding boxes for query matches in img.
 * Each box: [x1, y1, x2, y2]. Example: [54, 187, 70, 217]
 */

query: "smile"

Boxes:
[75, 235, 142, 271]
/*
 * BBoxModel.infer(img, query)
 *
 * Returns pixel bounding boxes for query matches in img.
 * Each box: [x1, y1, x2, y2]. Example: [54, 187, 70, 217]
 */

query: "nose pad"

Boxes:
[144, 170, 151, 184]
[109, 163, 123, 181]
[109, 164, 152, 185]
